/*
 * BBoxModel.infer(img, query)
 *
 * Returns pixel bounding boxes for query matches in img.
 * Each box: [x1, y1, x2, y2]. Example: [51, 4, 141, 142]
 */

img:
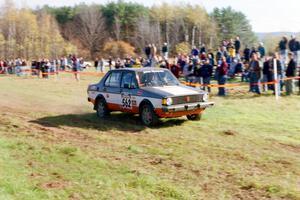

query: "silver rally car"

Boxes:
[87, 68, 214, 126]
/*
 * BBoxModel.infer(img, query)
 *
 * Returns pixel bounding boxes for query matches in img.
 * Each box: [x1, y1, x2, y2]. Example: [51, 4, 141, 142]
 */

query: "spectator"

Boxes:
[200, 44, 206, 54]
[151, 44, 157, 59]
[288, 35, 299, 65]
[145, 44, 151, 59]
[108, 56, 113, 70]
[200, 59, 213, 93]
[193, 60, 202, 85]
[207, 51, 215, 66]
[258, 42, 266, 59]
[94, 58, 99, 71]
[243, 45, 251, 62]
[285, 52, 296, 95]
[262, 57, 271, 92]
[250, 47, 257, 58]
[170, 62, 180, 78]
[234, 36, 241, 57]
[191, 46, 200, 58]
[216, 56, 228, 96]
[98, 58, 105, 72]
[248, 53, 261, 95]
[279, 36, 288, 68]
[216, 47, 223, 64]
[162, 43, 169, 60]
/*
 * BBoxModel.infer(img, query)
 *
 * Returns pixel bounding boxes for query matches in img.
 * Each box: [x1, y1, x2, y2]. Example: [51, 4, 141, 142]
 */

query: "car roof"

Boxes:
[110, 67, 168, 73]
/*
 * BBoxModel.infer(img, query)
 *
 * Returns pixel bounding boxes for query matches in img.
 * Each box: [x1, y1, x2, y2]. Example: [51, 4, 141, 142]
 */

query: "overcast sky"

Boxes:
[3, 0, 300, 33]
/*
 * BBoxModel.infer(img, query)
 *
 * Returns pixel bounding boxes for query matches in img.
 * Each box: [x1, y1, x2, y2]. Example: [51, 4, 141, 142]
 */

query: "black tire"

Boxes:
[140, 103, 159, 126]
[95, 98, 110, 118]
[187, 113, 202, 121]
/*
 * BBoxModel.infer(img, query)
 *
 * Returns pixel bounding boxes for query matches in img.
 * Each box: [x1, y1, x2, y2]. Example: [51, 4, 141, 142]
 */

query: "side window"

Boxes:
[121, 72, 138, 89]
[104, 71, 122, 87]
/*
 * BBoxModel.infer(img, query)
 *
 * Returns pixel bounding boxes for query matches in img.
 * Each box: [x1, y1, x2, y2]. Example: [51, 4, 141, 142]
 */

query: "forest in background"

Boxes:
[0, 0, 258, 59]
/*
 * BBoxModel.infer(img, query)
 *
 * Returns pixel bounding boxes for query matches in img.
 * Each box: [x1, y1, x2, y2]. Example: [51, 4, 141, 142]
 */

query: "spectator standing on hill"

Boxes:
[200, 44, 206, 54]
[288, 35, 299, 65]
[258, 43, 266, 59]
[285, 52, 296, 95]
[162, 43, 169, 60]
[248, 53, 261, 95]
[279, 36, 288, 68]
[243, 45, 251, 62]
[98, 58, 105, 72]
[216, 47, 223, 64]
[191, 46, 200, 59]
[170, 61, 180, 78]
[216, 56, 228, 96]
[262, 57, 271, 92]
[108, 56, 113, 70]
[193, 60, 202, 85]
[145, 44, 151, 59]
[201, 59, 213, 93]
[234, 36, 241, 57]
[94, 58, 99, 71]
[151, 44, 157, 58]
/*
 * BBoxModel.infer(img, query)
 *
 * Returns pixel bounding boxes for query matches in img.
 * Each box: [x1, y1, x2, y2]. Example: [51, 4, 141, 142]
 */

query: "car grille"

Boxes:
[172, 94, 203, 105]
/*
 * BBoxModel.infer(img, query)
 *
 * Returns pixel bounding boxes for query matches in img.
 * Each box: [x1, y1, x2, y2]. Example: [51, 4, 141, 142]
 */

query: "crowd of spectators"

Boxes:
[1, 36, 300, 95]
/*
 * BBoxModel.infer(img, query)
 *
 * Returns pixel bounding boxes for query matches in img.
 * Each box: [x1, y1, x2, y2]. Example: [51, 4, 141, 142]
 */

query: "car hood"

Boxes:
[142, 85, 200, 97]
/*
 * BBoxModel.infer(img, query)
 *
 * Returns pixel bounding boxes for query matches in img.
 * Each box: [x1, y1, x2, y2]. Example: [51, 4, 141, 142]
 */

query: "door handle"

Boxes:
[103, 87, 107, 92]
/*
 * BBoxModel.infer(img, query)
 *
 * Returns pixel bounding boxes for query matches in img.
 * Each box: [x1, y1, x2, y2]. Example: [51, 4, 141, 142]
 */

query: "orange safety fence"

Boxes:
[1, 67, 300, 90]
[181, 76, 300, 88]
[13, 68, 105, 77]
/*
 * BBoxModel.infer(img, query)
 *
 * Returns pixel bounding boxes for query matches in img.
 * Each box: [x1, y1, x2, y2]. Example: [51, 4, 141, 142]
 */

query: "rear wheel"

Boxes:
[140, 103, 159, 126]
[96, 98, 110, 118]
[187, 113, 202, 121]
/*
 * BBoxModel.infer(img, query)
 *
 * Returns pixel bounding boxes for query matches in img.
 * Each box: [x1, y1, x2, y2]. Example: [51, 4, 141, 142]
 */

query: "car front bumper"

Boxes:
[163, 102, 214, 112]
[156, 102, 214, 118]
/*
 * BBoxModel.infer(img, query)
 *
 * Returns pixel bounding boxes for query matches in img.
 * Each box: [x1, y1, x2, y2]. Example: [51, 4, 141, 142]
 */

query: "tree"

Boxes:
[71, 5, 107, 58]
[211, 7, 257, 47]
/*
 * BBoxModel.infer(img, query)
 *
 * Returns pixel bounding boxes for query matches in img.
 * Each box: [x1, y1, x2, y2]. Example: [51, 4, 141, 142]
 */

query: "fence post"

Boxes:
[273, 58, 279, 100]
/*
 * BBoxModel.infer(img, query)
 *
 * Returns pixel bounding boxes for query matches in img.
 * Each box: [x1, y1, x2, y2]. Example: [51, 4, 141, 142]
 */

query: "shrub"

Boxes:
[103, 41, 135, 58]
[175, 42, 191, 55]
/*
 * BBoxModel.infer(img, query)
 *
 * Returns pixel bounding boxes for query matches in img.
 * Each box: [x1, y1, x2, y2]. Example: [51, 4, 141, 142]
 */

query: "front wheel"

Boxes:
[140, 104, 159, 126]
[187, 113, 202, 121]
[96, 98, 110, 118]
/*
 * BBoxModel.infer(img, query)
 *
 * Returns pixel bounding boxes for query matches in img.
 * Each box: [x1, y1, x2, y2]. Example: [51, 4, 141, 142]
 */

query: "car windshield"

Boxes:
[137, 70, 180, 87]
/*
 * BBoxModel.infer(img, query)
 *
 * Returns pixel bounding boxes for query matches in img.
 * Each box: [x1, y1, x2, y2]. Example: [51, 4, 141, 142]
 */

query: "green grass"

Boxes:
[0, 74, 300, 200]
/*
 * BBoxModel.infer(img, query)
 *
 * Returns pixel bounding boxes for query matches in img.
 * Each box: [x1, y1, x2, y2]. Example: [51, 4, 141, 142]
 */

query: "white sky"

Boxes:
[3, 0, 300, 32]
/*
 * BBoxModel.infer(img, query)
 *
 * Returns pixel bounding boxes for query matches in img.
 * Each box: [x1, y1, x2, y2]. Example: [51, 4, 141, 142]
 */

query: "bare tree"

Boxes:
[72, 6, 106, 58]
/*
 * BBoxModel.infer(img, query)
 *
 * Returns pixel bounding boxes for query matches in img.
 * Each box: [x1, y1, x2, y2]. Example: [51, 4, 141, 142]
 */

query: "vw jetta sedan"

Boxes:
[87, 68, 214, 126]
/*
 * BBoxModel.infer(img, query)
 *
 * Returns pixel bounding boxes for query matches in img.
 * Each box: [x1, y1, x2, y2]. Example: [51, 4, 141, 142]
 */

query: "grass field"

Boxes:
[0, 74, 300, 200]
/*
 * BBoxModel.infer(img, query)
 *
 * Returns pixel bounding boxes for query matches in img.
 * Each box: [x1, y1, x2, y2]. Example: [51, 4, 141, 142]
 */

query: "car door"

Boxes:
[103, 71, 122, 111]
[120, 71, 139, 113]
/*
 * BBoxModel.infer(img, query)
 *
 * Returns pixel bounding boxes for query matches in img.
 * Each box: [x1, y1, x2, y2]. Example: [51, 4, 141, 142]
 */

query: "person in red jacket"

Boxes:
[216, 56, 228, 96]
[169, 61, 180, 79]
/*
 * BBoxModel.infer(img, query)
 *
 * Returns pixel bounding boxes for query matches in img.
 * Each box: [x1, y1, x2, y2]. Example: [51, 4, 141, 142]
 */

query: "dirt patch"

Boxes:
[223, 130, 238, 136]
[39, 181, 69, 190]
[278, 142, 300, 153]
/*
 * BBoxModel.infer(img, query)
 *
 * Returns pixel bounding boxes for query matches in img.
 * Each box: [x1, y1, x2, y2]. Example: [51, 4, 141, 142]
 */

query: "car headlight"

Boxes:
[162, 97, 173, 106]
[203, 93, 209, 102]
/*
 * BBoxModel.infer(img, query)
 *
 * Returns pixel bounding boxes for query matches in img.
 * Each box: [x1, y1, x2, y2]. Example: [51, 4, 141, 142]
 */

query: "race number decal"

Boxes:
[122, 95, 132, 109]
